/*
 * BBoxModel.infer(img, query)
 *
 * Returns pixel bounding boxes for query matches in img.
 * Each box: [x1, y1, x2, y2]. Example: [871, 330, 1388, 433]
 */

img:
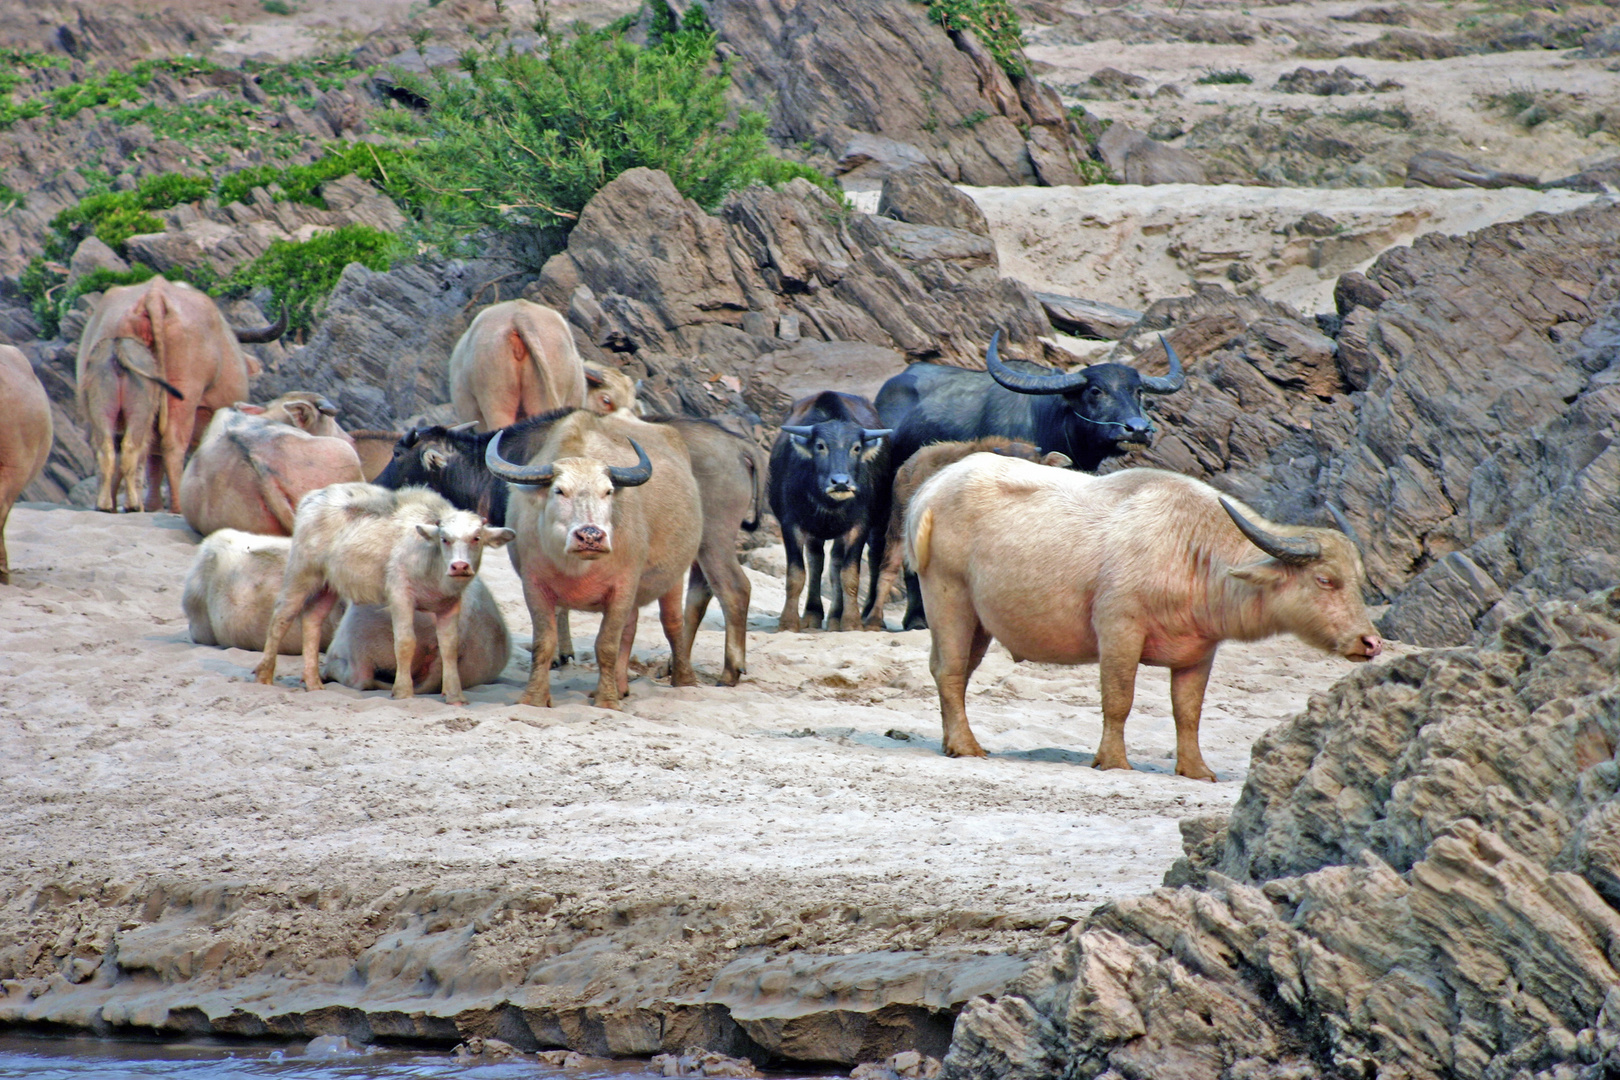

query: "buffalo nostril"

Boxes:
[450, 560, 471, 575]
[1363, 634, 1383, 656]
[576, 526, 605, 543]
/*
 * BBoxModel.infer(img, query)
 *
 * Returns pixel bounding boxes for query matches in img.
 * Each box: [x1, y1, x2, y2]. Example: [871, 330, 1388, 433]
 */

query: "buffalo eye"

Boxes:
[1315, 574, 1339, 590]
[470, 536, 479, 544]
[816, 441, 827, 453]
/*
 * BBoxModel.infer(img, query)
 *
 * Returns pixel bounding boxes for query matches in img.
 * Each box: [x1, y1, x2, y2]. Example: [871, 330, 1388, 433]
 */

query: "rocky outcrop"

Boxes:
[697, 0, 1092, 187]
[0, 878, 1029, 1066]
[1405, 149, 1538, 190]
[1096, 124, 1207, 185]
[945, 587, 1620, 1080]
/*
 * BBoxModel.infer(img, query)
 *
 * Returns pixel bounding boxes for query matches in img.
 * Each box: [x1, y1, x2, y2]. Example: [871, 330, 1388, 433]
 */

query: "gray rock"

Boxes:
[1542, 156, 1620, 194]
[1035, 294, 1142, 340]
[946, 587, 1620, 1080]
[1096, 124, 1207, 185]
[67, 237, 128, 282]
[876, 170, 990, 236]
[1405, 149, 1537, 189]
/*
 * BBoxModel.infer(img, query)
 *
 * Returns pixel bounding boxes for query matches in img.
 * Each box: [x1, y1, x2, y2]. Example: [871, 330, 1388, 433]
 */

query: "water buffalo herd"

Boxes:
[0, 276, 1386, 778]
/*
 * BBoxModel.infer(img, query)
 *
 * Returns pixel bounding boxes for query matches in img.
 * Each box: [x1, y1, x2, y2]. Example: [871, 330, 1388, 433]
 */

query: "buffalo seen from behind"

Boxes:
[767, 391, 892, 633]
[906, 457, 1383, 779]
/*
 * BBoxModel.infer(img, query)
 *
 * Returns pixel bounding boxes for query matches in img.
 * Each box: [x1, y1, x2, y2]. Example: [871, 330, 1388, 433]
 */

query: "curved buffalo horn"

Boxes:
[315, 396, 339, 416]
[607, 439, 653, 488]
[232, 305, 287, 344]
[1220, 498, 1322, 565]
[861, 428, 893, 441]
[1141, 334, 1186, 395]
[584, 368, 605, 387]
[447, 420, 478, 433]
[985, 329, 1090, 395]
[781, 425, 816, 439]
[1328, 504, 1364, 552]
[484, 429, 557, 487]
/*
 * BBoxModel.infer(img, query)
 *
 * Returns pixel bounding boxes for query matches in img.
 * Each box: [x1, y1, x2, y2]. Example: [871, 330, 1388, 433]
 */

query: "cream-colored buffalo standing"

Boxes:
[323, 577, 510, 694]
[76, 276, 281, 512]
[0, 345, 52, 584]
[449, 300, 586, 431]
[179, 392, 364, 536]
[906, 457, 1383, 779]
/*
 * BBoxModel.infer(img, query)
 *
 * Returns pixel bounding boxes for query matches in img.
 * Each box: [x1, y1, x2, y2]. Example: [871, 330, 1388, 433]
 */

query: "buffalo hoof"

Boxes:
[778, 613, 801, 633]
[862, 618, 888, 632]
[1176, 762, 1217, 782]
[802, 614, 825, 630]
[716, 668, 741, 688]
[443, 695, 467, 706]
[1093, 755, 1133, 771]
[518, 690, 553, 708]
[902, 616, 928, 631]
[942, 740, 986, 758]
[390, 686, 413, 699]
[550, 653, 572, 669]
[253, 662, 276, 685]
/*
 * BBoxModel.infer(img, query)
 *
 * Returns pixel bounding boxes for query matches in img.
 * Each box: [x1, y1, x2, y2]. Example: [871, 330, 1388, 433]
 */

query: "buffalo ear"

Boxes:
[422, 448, 449, 472]
[1041, 452, 1073, 468]
[284, 400, 319, 430]
[483, 526, 516, 548]
[415, 523, 440, 542]
[236, 402, 266, 415]
[1227, 562, 1289, 587]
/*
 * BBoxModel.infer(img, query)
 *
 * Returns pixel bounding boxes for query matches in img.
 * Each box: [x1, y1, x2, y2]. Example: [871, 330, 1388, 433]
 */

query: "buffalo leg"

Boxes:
[518, 574, 558, 707]
[929, 603, 992, 758]
[256, 574, 324, 685]
[300, 590, 339, 690]
[682, 563, 712, 662]
[434, 600, 465, 705]
[592, 594, 638, 710]
[660, 584, 697, 688]
[902, 572, 928, 631]
[1095, 631, 1145, 771]
[860, 521, 886, 629]
[1169, 651, 1218, 781]
[831, 525, 864, 631]
[119, 420, 155, 516]
[158, 408, 198, 515]
[692, 548, 749, 686]
[865, 525, 905, 632]
[780, 525, 807, 632]
[803, 538, 827, 630]
[92, 427, 119, 513]
[555, 610, 574, 666]
[616, 614, 638, 697]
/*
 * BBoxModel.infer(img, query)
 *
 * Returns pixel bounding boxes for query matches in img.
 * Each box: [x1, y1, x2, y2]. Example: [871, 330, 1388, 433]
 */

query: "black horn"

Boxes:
[781, 425, 816, 439]
[1141, 334, 1186, 395]
[607, 439, 653, 488]
[231, 305, 287, 344]
[985, 329, 1090, 395]
[484, 429, 557, 487]
[1328, 504, 1364, 552]
[1220, 498, 1322, 565]
[861, 428, 893, 441]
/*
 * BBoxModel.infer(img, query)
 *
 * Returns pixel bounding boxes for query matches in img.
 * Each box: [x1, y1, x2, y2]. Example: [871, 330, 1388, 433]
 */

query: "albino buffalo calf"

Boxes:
[583, 364, 639, 416]
[254, 484, 513, 705]
[324, 577, 510, 694]
[907, 458, 1382, 780]
[0, 345, 52, 584]
[182, 529, 344, 654]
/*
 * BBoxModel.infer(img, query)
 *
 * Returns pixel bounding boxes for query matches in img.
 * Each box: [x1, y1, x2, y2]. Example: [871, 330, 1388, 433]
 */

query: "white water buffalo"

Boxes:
[583, 364, 639, 416]
[254, 484, 513, 704]
[0, 345, 52, 584]
[449, 299, 586, 431]
[906, 458, 1383, 779]
[179, 392, 364, 537]
[484, 411, 702, 709]
[324, 577, 510, 694]
[77, 276, 282, 512]
[182, 529, 345, 654]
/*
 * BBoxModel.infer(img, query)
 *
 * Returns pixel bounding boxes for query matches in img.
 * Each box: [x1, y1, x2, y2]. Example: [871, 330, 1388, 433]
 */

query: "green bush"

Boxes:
[218, 224, 402, 333]
[216, 143, 421, 213]
[400, 7, 837, 258]
[922, 0, 1026, 77]
[50, 173, 212, 257]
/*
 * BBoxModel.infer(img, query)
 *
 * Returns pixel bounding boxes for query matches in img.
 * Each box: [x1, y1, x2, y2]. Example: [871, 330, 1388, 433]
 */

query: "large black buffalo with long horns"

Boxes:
[874, 331, 1186, 473]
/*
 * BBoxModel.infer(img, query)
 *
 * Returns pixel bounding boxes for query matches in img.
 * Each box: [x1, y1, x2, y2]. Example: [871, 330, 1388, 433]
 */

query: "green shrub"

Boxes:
[0, 49, 69, 128]
[216, 143, 421, 212]
[50, 173, 212, 257]
[261, 0, 298, 13]
[19, 260, 173, 339]
[218, 224, 402, 332]
[1195, 69, 1253, 85]
[921, 0, 1026, 77]
[400, 9, 838, 258]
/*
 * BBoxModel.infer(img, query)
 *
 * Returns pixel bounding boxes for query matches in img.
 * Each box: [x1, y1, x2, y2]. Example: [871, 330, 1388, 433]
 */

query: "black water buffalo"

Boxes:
[768, 391, 891, 633]
[874, 331, 1185, 471]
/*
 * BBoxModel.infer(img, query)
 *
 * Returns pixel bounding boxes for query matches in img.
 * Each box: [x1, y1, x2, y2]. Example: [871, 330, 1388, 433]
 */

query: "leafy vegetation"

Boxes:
[0, 49, 71, 127]
[1195, 69, 1254, 85]
[400, 2, 836, 257]
[216, 143, 419, 211]
[921, 0, 1026, 77]
[217, 224, 402, 332]
[49, 173, 212, 257]
[1333, 106, 1414, 128]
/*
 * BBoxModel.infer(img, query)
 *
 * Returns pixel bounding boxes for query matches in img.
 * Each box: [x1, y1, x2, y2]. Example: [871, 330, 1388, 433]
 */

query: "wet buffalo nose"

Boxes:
[449, 560, 471, 575]
[1126, 416, 1153, 435]
[828, 473, 852, 487]
[576, 526, 606, 545]
[1362, 634, 1383, 657]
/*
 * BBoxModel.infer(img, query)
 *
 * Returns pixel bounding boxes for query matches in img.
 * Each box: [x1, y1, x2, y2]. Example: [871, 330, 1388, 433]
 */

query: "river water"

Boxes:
[0, 1036, 676, 1079]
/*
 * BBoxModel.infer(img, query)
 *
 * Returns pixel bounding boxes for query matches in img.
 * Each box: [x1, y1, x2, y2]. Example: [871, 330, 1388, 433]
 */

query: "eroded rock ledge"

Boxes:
[0, 881, 1031, 1065]
[944, 588, 1620, 1080]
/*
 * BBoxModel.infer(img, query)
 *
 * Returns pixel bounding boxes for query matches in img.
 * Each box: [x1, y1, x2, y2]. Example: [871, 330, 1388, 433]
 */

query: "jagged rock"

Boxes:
[1087, 67, 1148, 98]
[701, 0, 1083, 187]
[653, 1046, 763, 1077]
[1096, 124, 1207, 185]
[67, 236, 127, 282]
[1405, 149, 1538, 190]
[1544, 156, 1620, 194]
[454, 1036, 525, 1061]
[876, 169, 990, 236]
[853, 1050, 943, 1080]
[1274, 65, 1395, 95]
[1035, 294, 1142, 341]
[945, 587, 1620, 1080]
[1347, 28, 1461, 59]
[1332, 269, 1389, 316]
